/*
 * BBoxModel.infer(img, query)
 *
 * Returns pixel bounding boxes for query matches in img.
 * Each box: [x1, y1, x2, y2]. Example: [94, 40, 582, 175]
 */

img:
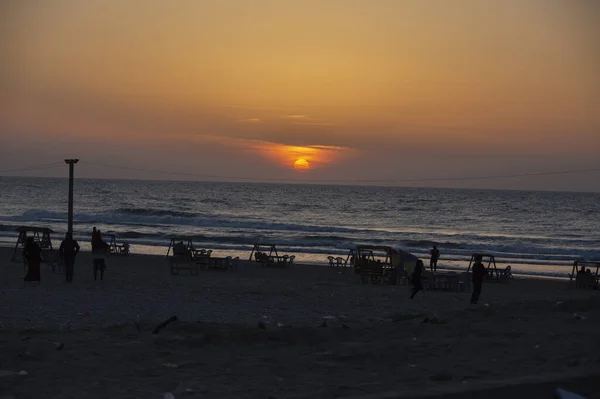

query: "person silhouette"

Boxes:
[430, 245, 440, 273]
[23, 237, 42, 282]
[59, 232, 80, 282]
[410, 259, 425, 299]
[470, 255, 488, 304]
[91, 227, 108, 280]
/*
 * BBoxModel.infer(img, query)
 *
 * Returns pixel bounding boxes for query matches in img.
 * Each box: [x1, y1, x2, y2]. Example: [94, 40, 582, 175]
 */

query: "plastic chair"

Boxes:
[327, 256, 335, 267]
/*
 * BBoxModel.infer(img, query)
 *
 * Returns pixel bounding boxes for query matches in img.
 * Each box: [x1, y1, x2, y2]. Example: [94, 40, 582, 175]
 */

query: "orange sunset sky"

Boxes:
[1, 0, 599, 191]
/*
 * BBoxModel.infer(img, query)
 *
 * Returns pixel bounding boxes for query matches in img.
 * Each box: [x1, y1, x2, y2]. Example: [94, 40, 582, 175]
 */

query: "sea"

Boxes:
[1, 176, 599, 278]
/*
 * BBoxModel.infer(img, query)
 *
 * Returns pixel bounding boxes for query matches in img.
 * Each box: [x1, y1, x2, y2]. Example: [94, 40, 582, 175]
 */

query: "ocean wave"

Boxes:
[1, 208, 598, 265]
[116, 231, 147, 239]
[115, 207, 198, 218]
[0, 209, 363, 234]
[198, 198, 231, 205]
[402, 239, 463, 249]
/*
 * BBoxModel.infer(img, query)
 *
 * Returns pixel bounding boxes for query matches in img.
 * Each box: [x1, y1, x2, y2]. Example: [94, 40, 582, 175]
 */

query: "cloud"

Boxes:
[239, 118, 261, 123]
[306, 145, 348, 151]
[187, 134, 356, 170]
[295, 122, 335, 126]
[282, 115, 307, 119]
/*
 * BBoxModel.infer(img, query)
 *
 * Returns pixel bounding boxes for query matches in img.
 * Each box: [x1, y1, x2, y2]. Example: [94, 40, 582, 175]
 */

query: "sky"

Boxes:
[1, 0, 599, 191]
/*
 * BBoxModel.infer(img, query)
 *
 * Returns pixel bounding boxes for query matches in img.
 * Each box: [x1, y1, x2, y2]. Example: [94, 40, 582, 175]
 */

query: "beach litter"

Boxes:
[572, 313, 587, 320]
[135, 315, 141, 336]
[0, 370, 27, 378]
[421, 314, 446, 324]
[153, 315, 178, 334]
[164, 393, 175, 399]
[429, 372, 453, 382]
[555, 388, 587, 399]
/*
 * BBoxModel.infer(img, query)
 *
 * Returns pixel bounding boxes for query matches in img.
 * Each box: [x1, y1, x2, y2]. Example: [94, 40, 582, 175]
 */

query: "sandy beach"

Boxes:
[1, 247, 599, 399]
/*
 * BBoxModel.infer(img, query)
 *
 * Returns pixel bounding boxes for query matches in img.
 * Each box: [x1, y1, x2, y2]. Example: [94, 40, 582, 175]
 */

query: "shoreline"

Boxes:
[0, 239, 578, 280]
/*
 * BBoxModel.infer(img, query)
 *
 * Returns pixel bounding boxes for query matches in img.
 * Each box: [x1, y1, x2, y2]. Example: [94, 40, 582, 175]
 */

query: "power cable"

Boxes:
[0, 162, 64, 174]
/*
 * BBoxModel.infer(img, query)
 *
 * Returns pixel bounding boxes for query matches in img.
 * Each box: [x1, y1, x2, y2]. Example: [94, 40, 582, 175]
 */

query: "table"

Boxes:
[196, 256, 230, 271]
[267, 255, 290, 267]
[431, 272, 468, 292]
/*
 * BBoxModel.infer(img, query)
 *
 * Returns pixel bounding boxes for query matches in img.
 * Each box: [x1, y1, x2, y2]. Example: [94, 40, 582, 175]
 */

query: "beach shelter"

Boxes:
[106, 234, 130, 256]
[248, 243, 279, 261]
[166, 237, 194, 258]
[354, 245, 418, 285]
[344, 248, 357, 267]
[467, 253, 499, 280]
[569, 260, 600, 288]
[11, 226, 54, 262]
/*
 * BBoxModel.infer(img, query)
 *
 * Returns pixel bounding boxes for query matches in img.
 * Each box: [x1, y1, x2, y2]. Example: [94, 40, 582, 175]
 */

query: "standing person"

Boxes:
[59, 232, 80, 283]
[91, 227, 107, 280]
[470, 255, 488, 304]
[410, 259, 425, 299]
[430, 245, 440, 273]
[23, 237, 42, 282]
[91, 227, 101, 246]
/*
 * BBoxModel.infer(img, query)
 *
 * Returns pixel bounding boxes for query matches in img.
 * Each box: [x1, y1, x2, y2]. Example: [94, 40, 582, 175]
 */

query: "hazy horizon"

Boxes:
[2, 171, 600, 194]
[2, 0, 599, 192]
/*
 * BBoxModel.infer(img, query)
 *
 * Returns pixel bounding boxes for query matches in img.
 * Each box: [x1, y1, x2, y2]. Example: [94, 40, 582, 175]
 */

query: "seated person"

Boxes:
[121, 242, 130, 254]
[173, 241, 189, 256]
[576, 267, 595, 288]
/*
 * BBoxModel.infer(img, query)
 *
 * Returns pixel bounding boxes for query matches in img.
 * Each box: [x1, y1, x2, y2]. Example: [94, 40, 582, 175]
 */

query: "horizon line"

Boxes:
[1, 174, 599, 195]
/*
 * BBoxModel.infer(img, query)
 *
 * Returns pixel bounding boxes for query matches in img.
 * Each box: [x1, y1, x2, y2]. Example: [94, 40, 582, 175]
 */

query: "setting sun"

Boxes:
[293, 158, 310, 170]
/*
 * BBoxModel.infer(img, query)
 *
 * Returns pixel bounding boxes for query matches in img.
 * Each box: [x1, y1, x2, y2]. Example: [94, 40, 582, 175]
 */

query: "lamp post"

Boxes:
[64, 159, 79, 234]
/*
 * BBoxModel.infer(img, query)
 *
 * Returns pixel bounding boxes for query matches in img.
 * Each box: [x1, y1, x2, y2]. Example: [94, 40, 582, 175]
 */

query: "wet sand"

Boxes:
[1, 248, 599, 398]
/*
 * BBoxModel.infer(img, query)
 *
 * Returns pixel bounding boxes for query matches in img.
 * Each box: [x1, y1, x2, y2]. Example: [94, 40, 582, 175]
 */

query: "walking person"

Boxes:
[23, 237, 42, 282]
[430, 245, 440, 273]
[410, 259, 425, 299]
[59, 232, 80, 283]
[470, 255, 488, 304]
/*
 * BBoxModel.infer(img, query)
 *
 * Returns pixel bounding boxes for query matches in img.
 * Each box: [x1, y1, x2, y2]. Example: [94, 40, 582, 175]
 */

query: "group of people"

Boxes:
[575, 265, 598, 289]
[410, 247, 488, 304]
[22, 227, 109, 283]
